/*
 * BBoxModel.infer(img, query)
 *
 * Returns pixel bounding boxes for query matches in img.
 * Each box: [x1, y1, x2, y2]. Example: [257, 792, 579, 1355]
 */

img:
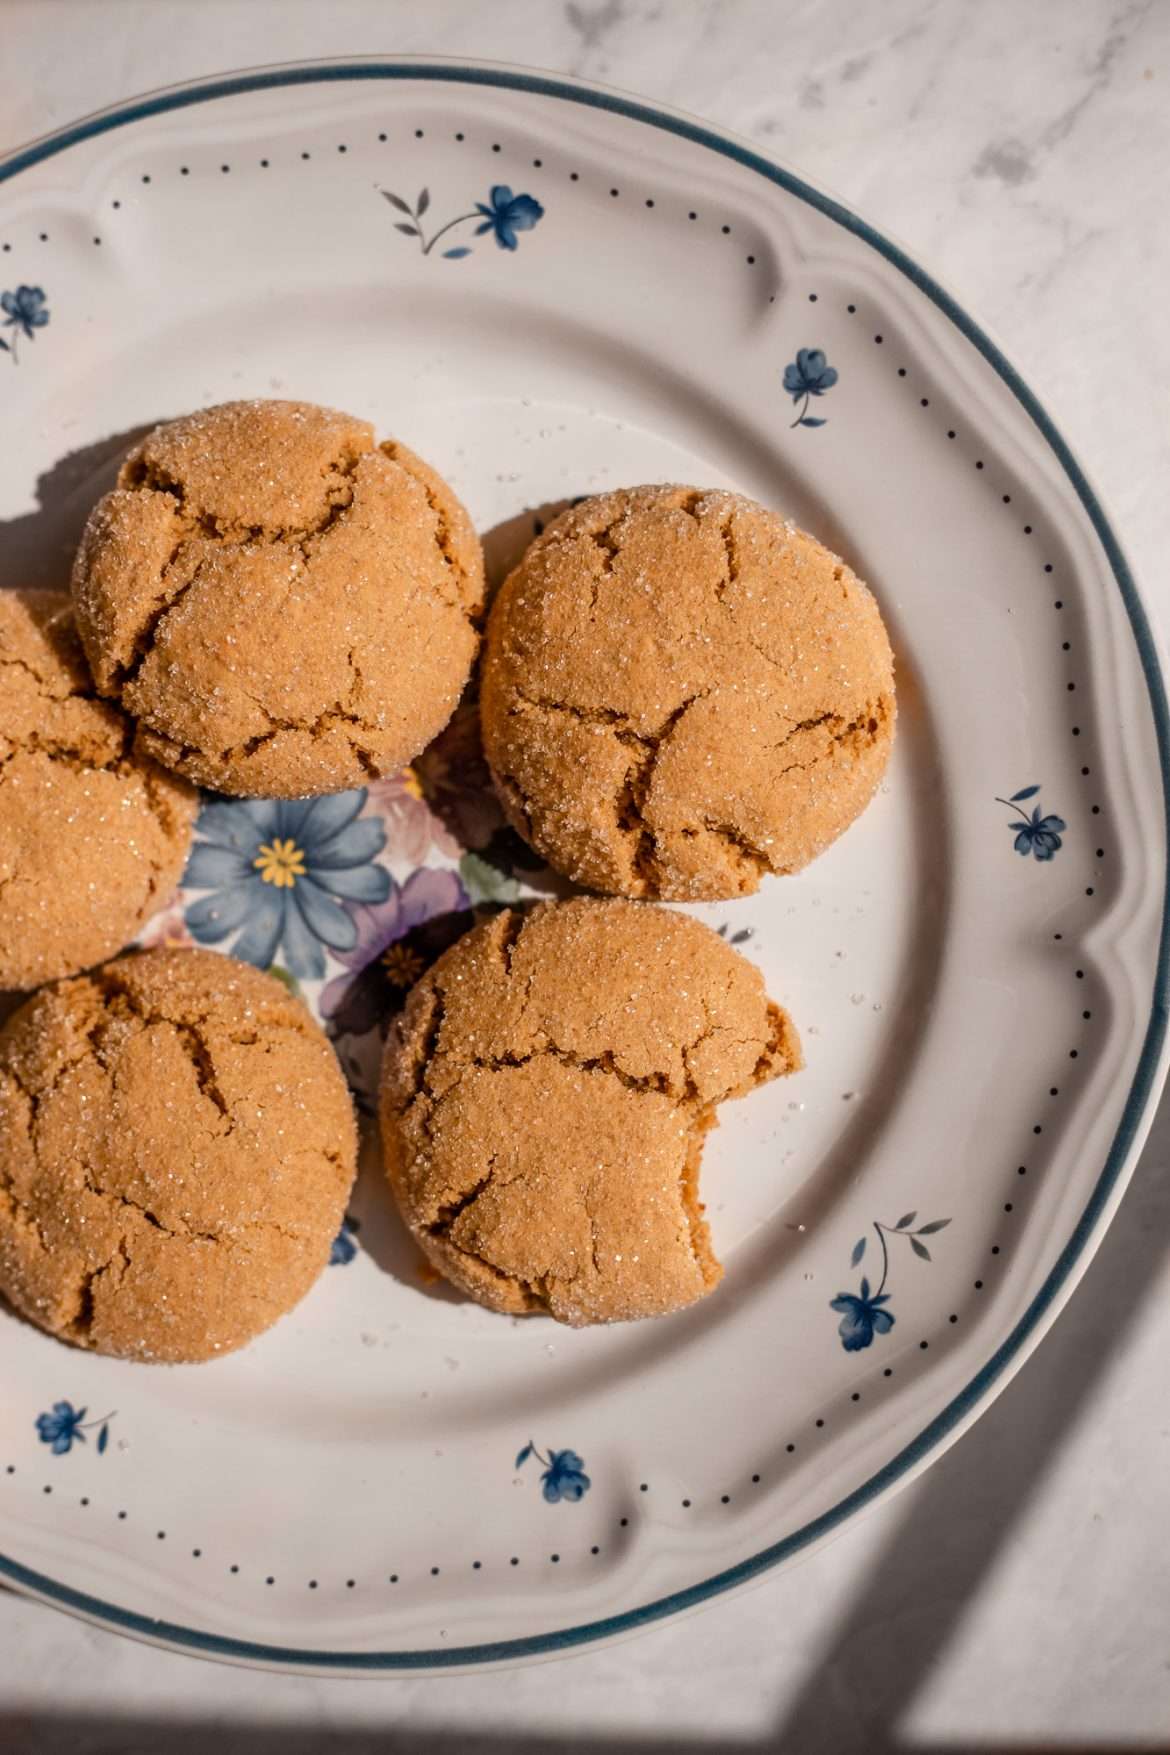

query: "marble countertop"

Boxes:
[2, 1, 1169, 1748]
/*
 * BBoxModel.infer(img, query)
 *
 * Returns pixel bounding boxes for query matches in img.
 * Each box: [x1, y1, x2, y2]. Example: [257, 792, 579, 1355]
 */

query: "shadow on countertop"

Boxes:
[0, 1722, 1159, 1755]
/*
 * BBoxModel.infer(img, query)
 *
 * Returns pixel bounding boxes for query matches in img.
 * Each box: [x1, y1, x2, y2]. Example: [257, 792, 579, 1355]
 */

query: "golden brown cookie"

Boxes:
[0, 948, 356, 1362]
[0, 589, 197, 991]
[379, 898, 800, 1325]
[71, 400, 485, 798]
[481, 485, 895, 899]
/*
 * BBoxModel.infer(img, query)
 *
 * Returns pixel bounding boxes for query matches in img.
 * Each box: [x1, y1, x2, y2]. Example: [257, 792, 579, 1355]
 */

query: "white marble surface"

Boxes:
[2, 0, 1170, 1747]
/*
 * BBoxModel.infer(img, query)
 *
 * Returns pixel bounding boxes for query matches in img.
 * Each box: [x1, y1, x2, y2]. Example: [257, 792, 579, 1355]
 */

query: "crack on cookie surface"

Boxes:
[382, 903, 801, 1325]
[0, 649, 85, 696]
[585, 514, 624, 592]
[496, 910, 525, 976]
[379, 440, 482, 625]
[119, 445, 365, 546]
[453, 1042, 675, 1098]
[397, 978, 447, 1108]
[499, 689, 711, 892]
[713, 507, 741, 600]
[0, 955, 354, 1358]
[110, 447, 367, 693]
[1, 593, 196, 986]
[483, 487, 896, 898]
[431, 1164, 497, 1233]
[73, 412, 484, 797]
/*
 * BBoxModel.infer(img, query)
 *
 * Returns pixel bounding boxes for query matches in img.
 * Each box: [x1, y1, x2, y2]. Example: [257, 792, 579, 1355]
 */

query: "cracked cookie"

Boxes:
[481, 485, 895, 899]
[71, 400, 485, 798]
[0, 589, 197, 990]
[379, 897, 801, 1325]
[0, 947, 356, 1361]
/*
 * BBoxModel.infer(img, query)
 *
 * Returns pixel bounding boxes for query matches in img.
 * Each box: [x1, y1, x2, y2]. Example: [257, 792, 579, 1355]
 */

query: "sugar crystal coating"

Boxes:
[71, 400, 485, 798]
[0, 947, 356, 1361]
[481, 485, 896, 899]
[0, 589, 196, 989]
[379, 897, 801, 1326]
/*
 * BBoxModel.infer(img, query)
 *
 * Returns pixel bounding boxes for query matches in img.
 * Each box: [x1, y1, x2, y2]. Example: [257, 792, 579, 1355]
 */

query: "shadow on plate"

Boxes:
[344, 1116, 465, 1309]
[0, 421, 164, 591]
[482, 497, 576, 600]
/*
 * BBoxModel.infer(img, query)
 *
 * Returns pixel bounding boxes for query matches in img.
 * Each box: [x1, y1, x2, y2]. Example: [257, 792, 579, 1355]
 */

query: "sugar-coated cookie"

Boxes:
[481, 485, 895, 898]
[0, 589, 196, 990]
[72, 400, 484, 797]
[379, 898, 800, 1325]
[0, 948, 356, 1361]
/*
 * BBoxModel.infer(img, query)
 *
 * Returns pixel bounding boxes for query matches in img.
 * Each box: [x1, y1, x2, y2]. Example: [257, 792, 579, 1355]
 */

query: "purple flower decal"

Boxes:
[319, 867, 472, 1037]
[365, 767, 459, 864]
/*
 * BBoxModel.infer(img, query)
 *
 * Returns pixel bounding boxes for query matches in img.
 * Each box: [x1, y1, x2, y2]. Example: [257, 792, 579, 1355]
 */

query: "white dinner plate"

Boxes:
[0, 57, 1166, 1676]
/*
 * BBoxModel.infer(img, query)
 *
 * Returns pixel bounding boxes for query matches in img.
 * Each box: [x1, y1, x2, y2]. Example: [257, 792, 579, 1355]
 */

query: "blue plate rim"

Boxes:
[1, 55, 1167, 1673]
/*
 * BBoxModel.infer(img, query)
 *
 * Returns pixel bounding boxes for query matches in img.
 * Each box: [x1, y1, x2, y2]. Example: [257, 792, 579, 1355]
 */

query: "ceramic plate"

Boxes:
[0, 58, 1166, 1677]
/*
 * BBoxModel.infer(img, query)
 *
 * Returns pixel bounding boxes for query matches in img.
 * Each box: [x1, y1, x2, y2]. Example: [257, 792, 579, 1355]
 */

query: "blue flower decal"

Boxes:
[830, 1213, 951, 1351]
[1, 285, 49, 363]
[474, 186, 545, 250]
[381, 184, 544, 260]
[183, 791, 391, 981]
[783, 346, 838, 428]
[997, 786, 1066, 861]
[329, 1216, 359, 1265]
[830, 1279, 894, 1351]
[515, 1441, 591, 1502]
[35, 1401, 114, 1456]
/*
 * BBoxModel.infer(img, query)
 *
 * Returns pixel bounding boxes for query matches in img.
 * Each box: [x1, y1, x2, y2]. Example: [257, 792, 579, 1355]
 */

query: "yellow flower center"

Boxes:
[253, 838, 306, 888]
[400, 765, 424, 801]
[381, 943, 425, 988]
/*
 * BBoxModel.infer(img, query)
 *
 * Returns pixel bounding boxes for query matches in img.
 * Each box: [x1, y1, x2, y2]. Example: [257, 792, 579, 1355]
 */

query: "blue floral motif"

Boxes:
[783, 346, 838, 428]
[330, 1216, 359, 1265]
[997, 786, 1066, 861]
[829, 1212, 951, 1352]
[830, 1280, 894, 1351]
[183, 791, 391, 981]
[473, 186, 545, 250]
[515, 1440, 591, 1503]
[35, 1400, 114, 1456]
[381, 184, 544, 260]
[1, 285, 49, 363]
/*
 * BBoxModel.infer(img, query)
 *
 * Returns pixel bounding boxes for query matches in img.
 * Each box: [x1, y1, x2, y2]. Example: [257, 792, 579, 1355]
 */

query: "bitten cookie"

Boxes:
[481, 485, 895, 899]
[0, 948, 356, 1362]
[0, 589, 196, 990]
[71, 400, 484, 797]
[379, 898, 800, 1325]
